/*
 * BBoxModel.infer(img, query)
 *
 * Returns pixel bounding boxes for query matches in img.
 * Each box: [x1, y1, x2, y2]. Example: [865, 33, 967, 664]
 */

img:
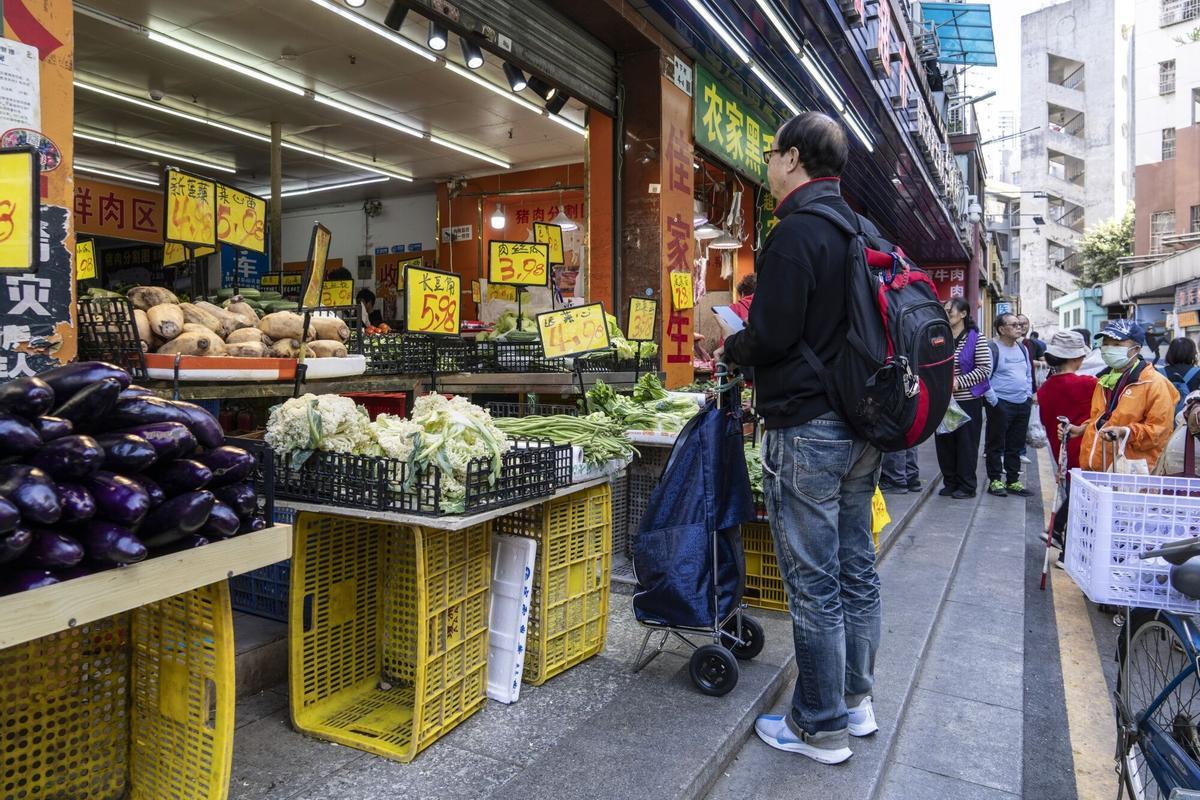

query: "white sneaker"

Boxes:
[754, 715, 852, 764]
[847, 696, 878, 737]
[1019, 454, 1032, 464]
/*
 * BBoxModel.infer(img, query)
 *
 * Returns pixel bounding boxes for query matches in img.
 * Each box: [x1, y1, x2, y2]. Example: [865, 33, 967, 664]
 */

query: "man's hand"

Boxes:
[1100, 425, 1130, 442]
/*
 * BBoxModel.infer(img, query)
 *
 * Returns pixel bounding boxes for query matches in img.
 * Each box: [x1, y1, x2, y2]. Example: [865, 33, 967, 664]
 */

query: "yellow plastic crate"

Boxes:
[289, 513, 491, 763]
[494, 483, 611, 685]
[0, 582, 234, 800]
[742, 519, 881, 613]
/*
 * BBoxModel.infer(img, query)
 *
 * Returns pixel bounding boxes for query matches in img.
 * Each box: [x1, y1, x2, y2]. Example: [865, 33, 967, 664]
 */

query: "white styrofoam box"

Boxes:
[487, 534, 537, 704]
[626, 430, 679, 446]
[574, 455, 633, 484]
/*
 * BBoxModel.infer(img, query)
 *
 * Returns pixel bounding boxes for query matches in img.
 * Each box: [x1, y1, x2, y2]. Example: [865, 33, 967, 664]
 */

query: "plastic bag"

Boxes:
[1027, 417, 1049, 449]
[936, 398, 971, 435]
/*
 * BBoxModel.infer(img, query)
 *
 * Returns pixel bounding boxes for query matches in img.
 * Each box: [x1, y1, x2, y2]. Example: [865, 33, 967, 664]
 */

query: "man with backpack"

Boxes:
[719, 112, 953, 766]
[985, 313, 1035, 497]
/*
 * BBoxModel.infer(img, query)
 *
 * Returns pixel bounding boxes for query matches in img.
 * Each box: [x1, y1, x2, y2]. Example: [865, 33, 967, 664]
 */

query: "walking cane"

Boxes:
[1040, 416, 1072, 591]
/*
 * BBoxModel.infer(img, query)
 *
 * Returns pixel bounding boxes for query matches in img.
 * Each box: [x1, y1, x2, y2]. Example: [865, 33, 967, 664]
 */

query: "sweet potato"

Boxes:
[179, 303, 222, 334]
[157, 331, 218, 356]
[309, 316, 350, 343]
[258, 311, 306, 341]
[133, 309, 153, 346]
[225, 342, 267, 358]
[226, 301, 259, 328]
[195, 301, 250, 336]
[128, 286, 178, 311]
[147, 303, 184, 339]
[308, 339, 348, 358]
[225, 328, 270, 346]
[182, 323, 213, 336]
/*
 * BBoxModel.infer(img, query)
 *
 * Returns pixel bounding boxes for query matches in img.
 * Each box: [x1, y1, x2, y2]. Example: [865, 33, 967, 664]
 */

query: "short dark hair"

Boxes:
[776, 112, 848, 179]
[1031, 332, 1040, 340]
[994, 312, 1016, 334]
[736, 273, 756, 297]
[1167, 336, 1197, 366]
[945, 297, 975, 330]
[1044, 352, 1068, 368]
[356, 288, 376, 306]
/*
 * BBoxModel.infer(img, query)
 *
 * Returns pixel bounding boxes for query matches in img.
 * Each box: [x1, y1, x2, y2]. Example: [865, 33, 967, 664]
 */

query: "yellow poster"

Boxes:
[216, 184, 266, 253]
[261, 273, 280, 288]
[301, 223, 331, 310]
[627, 297, 658, 342]
[405, 266, 461, 336]
[533, 222, 564, 265]
[75, 239, 95, 281]
[164, 169, 216, 247]
[670, 271, 694, 311]
[488, 240, 549, 286]
[0, 149, 36, 271]
[488, 283, 516, 302]
[537, 302, 610, 359]
[321, 279, 353, 308]
[163, 241, 215, 266]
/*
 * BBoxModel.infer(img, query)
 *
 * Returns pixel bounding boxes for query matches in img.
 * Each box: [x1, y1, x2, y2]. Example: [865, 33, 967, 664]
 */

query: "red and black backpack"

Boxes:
[795, 205, 955, 452]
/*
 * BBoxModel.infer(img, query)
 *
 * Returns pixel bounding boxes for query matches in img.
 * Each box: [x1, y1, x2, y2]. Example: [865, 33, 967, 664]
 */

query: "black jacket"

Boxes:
[724, 178, 872, 429]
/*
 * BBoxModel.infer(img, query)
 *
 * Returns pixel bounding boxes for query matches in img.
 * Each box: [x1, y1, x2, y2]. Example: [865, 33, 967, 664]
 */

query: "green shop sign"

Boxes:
[693, 64, 780, 186]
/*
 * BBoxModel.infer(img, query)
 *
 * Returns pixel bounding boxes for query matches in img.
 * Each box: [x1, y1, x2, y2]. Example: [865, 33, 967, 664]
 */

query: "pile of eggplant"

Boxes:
[0, 361, 267, 596]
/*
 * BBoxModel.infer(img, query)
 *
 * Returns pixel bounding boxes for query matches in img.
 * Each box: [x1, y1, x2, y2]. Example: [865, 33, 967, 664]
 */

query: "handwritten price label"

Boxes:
[405, 266, 461, 336]
[537, 302, 611, 359]
[164, 169, 216, 247]
[670, 271, 694, 311]
[261, 273, 280, 288]
[282, 274, 301, 287]
[75, 239, 96, 281]
[627, 297, 658, 342]
[300, 223, 331, 311]
[0, 148, 35, 271]
[321, 279, 353, 308]
[488, 240, 550, 286]
[533, 222, 564, 265]
[217, 184, 266, 253]
[488, 284, 516, 302]
[163, 241, 215, 266]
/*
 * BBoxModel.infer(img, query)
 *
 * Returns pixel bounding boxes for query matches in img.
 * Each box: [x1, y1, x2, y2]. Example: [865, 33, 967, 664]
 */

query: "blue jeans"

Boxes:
[762, 415, 882, 734]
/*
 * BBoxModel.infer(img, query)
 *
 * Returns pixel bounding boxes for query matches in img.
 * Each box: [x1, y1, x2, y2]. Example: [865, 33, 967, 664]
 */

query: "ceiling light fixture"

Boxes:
[146, 31, 305, 96]
[460, 38, 484, 69]
[444, 62, 545, 115]
[754, 0, 802, 54]
[546, 113, 587, 136]
[545, 93, 569, 115]
[503, 63, 527, 92]
[383, 1, 408, 31]
[280, 176, 389, 198]
[842, 111, 874, 152]
[280, 142, 412, 180]
[750, 64, 802, 115]
[527, 76, 556, 101]
[428, 22, 448, 51]
[708, 228, 742, 250]
[686, 0, 750, 63]
[799, 45, 847, 113]
[429, 134, 510, 168]
[490, 203, 507, 229]
[343, 0, 366, 7]
[75, 162, 160, 186]
[74, 130, 237, 174]
[551, 186, 578, 231]
[313, 94, 425, 139]
[306, 0, 434, 62]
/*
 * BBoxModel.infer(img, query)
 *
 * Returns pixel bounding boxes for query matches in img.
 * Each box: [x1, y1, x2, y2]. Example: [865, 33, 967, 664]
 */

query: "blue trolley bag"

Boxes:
[632, 387, 756, 629]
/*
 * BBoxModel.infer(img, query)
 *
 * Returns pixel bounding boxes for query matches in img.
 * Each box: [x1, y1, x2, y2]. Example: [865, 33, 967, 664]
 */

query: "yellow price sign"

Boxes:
[488, 283, 516, 302]
[163, 241, 216, 266]
[627, 297, 658, 342]
[533, 222, 564, 265]
[300, 223, 331, 310]
[75, 239, 96, 281]
[395, 256, 422, 288]
[164, 169, 216, 247]
[321, 279, 353, 308]
[405, 266, 461, 336]
[216, 184, 267, 253]
[261, 273, 280, 288]
[536, 302, 611, 359]
[282, 274, 301, 287]
[471, 280, 481, 304]
[488, 240, 549, 286]
[670, 271, 694, 310]
[0, 148, 37, 271]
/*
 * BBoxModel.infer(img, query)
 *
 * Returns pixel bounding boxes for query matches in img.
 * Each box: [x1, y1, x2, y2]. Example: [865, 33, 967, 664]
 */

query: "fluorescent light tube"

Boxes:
[75, 163, 160, 186]
[75, 130, 237, 173]
[686, 0, 750, 63]
[444, 62, 546, 115]
[306, 0, 435, 62]
[280, 176, 390, 197]
[147, 31, 305, 96]
[313, 95, 425, 138]
[754, 0, 802, 54]
[429, 135, 510, 168]
[750, 65, 802, 116]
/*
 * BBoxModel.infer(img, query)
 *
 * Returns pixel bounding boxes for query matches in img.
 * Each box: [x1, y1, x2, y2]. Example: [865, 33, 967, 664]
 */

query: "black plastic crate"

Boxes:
[485, 402, 580, 418]
[486, 341, 569, 373]
[225, 435, 276, 524]
[77, 297, 147, 379]
[435, 338, 491, 373]
[361, 333, 435, 374]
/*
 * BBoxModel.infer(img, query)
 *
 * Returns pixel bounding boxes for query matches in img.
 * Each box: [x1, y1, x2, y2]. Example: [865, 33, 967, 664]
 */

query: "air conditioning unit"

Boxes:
[838, 0, 864, 26]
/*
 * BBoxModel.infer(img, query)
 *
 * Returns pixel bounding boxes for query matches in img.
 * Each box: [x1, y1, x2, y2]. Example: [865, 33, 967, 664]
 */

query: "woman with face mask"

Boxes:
[1063, 319, 1179, 472]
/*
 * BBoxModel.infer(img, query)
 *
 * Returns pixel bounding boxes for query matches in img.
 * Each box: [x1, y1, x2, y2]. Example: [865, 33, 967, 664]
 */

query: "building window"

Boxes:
[1073, 308, 1082, 327]
[1161, 0, 1200, 26]
[1194, 88, 1200, 125]
[1160, 60, 1177, 94]
[1047, 286, 1067, 313]
[1152, 211, 1177, 253]
[1191, 205, 1200, 234]
[1163, 127, 1177, 160]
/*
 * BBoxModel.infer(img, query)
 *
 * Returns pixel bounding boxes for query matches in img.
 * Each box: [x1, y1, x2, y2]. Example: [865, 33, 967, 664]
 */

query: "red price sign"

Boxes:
[488, 240, 550, 286]
[405, 266, 461, 336]
[536, 302, 611, 359]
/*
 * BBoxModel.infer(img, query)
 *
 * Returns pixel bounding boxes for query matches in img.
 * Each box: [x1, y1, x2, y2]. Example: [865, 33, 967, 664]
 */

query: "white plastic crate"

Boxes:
[488, 534, 537, 704]
[1064, 470, 1200, 612]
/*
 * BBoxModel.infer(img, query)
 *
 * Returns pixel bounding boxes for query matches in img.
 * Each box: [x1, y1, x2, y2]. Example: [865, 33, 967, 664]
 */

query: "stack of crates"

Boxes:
[0, 583, 234, 797]
[288, 513, 491, 762]
[741, 521, 788, 612]
[494, 483, 612, 685]
[624, 445, 671, 560]
[230, 506, 295, 622]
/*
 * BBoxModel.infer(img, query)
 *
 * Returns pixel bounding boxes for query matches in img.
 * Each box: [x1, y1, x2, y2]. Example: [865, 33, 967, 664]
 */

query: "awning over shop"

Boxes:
[919, 3, 997, 67]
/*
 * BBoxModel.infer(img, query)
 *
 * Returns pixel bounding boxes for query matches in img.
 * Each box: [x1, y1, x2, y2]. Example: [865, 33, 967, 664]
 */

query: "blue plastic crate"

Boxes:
[230, 561, 290, 622]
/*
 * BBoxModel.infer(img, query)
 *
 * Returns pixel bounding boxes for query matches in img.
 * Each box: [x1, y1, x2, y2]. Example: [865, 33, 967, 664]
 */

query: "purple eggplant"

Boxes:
[240, 516, 268, 534]
[0, 527, 32, 564]
[152, 459, 212, 494]
[198, 446, 255, 488]
[200, 500, 240, 539]
[139, 490, 215, 547]
[38, 362, 130, 401]
[0, 412, 42, 456]
[55, 482, 96, 524]
[134, 475, 166, 507]
[168, 401, 224, 449]
[93, 433, 157, 472]
[0, 376, 55, 419]
[34, 415, 74, 441]
[119, 385, 153, 401]
[0, 569, 59, 595]
[109, 396, 212, 444]
[114, 422, 196, 463]
[29, 435, 104, 480]
[23, 530, 84, 569]
[0, 496, 18, 535]
[82, 520, 147, 565]
[214, 482, 256, 519]
[85, 471, 151, 529]
[152, 533, 210, 555]
[51, 378, 122, 428]
[0, 465, 61, 525]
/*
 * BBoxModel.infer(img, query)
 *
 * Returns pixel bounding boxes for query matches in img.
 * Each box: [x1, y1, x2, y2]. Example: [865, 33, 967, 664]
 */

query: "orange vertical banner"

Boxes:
[661, 76, 694, 389]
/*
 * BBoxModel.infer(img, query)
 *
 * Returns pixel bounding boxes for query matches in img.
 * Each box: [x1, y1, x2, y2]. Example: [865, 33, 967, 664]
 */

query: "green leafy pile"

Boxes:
[744, 441, 763, 496]
[586, 376, 699, 433]
[493, 412, 637, 465]
[479, 310, 538, 342]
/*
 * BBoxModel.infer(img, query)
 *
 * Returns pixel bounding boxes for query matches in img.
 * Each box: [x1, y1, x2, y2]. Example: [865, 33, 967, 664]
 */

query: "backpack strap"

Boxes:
[792, 203, 862, 237]
[1185, 365, 1200, 387]
[988, 340, 999, 376]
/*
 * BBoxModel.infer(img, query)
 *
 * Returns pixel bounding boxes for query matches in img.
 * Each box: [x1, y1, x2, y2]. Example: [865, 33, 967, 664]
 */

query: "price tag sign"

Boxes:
[321, 279, 353, 308]
[471, 280, 481, 304]
[164, 168, 216, 247]
[395, 255, 422, 288]
[537, 302, 611, 359]
[488, 240, 550, 286]
[670, 271, 694, 310]
[282, 274, 301, 288]
[405, 266, 461, 336]
[532, 222, 564, 265]
[627, 297, 658, 342]
[261, 273, 280, 289]
[163, 241, 215, 266]
[75, 239, 96, 281]
[216, 184, 267, 253]
[0, 147, 38, 271]
[299, 222, 331, 311]
[489, 284, 516, 302]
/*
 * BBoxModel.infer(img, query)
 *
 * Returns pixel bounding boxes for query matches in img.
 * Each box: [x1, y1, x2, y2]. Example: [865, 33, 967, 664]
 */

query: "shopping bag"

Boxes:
[1111, 430, 1149, 475]
[871, 485, 890, 533]
[936, 398, 971, 435]
[1026, 417, 1049, 449]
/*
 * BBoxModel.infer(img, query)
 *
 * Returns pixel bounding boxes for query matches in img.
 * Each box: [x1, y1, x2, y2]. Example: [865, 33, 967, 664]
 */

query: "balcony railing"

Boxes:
[1052, 205, 1086, 231]
[1056, 252, 1081, 275]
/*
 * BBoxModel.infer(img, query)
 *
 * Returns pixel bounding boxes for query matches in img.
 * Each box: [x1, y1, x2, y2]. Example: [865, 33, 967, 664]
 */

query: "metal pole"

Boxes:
[270, 122, 283, 272]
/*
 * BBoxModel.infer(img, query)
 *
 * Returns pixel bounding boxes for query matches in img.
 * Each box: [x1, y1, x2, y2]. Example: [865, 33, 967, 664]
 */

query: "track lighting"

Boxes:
[460, 38, 484, 69]
[527, 76, 556, 101]
[383, 2, 408, 31]
[343, 0, 366, 7]
[503, 62, 527, 92]
[546, 93, 568, 115]
[428, 21, 447, 51]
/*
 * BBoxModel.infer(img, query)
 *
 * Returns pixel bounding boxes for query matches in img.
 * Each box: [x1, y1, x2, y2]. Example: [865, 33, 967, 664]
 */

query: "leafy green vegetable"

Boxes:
[586, 379, 699, 433]
[493, 412, 637, 465]
[745, 441, 762, 496]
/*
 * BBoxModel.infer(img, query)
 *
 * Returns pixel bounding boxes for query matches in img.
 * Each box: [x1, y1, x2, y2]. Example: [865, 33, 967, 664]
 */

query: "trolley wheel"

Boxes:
[723, 615, 765, 661]
[689, 644, 739, 696]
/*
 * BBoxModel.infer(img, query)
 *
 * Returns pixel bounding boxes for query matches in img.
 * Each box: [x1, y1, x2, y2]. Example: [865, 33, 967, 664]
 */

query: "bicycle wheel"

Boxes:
[1120, 618, 1200, 800]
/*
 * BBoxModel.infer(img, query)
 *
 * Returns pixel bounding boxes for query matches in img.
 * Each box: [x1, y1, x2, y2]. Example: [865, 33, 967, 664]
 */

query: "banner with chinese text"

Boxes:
[927, 266, 967, 302]
[693, 64, 778, 187]
[663, 77, 695, 388]
[74, 177, 162, 244]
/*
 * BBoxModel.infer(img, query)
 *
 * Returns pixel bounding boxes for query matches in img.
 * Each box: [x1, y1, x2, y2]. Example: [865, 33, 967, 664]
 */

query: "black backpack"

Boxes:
[795, 205, 955, 452]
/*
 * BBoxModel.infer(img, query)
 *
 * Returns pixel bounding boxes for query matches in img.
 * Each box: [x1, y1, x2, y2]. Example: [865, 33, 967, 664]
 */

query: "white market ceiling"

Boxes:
[72, 0, 589, 208]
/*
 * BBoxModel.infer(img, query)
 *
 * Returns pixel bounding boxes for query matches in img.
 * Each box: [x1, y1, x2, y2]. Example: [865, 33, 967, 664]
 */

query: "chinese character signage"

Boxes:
[536, 302, 610, 359]
[532, 222, 564, 265]
[488, 241, 550, 286]
[928, 267, 967, 302]
[321, 279, 353, 308]
[627, 297, 657, 342]
[300, 222, 331, 311]
[663, 77, 695, 387]
[164, 168, 215, 247]
[670, 271, 694, 310]
[74, 177, 162, 244]
[404, 266, 461, 336]
[1176, 280, 1200, 313]
[216, 184, 266, 254]
[75, 239, 95, 281]
[164, 241, 215, 266]
[220, 244, 269, 289]
[693, 64, 778, 186]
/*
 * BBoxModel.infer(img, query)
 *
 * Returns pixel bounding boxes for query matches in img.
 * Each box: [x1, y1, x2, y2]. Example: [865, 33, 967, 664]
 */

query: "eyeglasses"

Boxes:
[763, 146, 790, 165]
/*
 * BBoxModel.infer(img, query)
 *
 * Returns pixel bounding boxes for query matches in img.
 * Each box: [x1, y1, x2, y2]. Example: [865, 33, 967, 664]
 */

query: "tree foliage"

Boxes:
[1076, 206, 1134, 287]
